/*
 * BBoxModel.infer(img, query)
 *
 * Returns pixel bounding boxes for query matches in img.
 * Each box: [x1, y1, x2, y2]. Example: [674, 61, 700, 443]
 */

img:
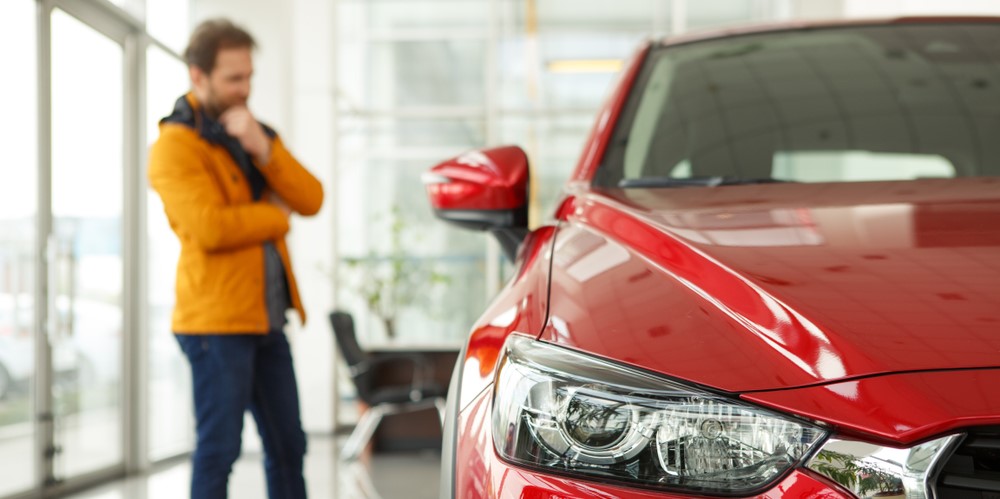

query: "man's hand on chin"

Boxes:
[220, 106, 272, 165]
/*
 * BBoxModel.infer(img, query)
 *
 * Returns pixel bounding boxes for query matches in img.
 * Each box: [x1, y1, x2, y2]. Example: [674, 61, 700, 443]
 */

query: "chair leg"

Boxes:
[342, 406, 387, 461]
[435, 397, 446, 427]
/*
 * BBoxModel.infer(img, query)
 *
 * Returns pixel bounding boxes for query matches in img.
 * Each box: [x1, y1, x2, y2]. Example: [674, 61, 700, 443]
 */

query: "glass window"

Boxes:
[499, 0, 665, 32]
[370, 40, 486, 109]
[844, 1, 1000, 18]
[500, 114, 593, 216]
[51, 8, 125, 478]
[334, 0, 794, 350]
[496, 0, 663, 111]
[145, 45, 191, 460]
[0, 0, 37, 494]
[367, 0, 489, 33]
[146, 0, 191, 54]
[342, 116, 487, 152]
[687, 0, 761, 30]
[601, 24, 1000, 187]
[497, 34, 640, 110]
[774, 151, 955, 182]
[106, 0, 144, 21]
[146, 46, 190, 144]
[337, 156, 487, 345]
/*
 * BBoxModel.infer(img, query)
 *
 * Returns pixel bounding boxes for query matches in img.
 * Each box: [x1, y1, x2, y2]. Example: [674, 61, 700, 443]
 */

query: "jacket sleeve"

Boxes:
[148, 125, 290, 252]
[256, 136, 325, 216]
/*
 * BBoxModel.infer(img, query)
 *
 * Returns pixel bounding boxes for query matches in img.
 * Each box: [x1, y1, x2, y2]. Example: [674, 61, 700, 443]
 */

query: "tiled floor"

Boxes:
[65, 434, 441, 499]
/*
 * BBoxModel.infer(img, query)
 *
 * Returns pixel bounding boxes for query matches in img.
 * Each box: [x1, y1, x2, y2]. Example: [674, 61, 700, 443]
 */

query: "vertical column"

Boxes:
[290, 0, 338, 434]
[485, 0, 503, 296]
[35, 0, 55, 492]
[123, 28, 149, 474]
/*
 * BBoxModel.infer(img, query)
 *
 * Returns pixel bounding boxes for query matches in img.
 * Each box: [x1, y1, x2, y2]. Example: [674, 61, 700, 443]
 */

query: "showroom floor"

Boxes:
[65, 434, 441, 499]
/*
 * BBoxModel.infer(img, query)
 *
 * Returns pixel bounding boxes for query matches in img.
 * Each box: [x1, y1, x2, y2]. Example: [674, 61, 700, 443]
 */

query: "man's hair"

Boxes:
[184, 19, 256, 74]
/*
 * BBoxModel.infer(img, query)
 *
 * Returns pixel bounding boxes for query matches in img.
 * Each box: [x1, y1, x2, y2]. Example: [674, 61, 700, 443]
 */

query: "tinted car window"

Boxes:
[597, 23, 1000, 187]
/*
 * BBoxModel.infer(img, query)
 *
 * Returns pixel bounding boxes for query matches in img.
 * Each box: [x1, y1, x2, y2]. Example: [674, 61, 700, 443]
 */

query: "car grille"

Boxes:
[936, 428, 1000, 498]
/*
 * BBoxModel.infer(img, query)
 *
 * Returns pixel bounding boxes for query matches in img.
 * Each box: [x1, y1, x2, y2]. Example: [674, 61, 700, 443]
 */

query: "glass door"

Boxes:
[0, 0, 39, 496]
[49, 7, 125, 480]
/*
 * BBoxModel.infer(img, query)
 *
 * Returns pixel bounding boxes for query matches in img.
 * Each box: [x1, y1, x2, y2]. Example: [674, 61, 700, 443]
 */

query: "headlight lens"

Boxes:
[806, 435, 961, 499]
[493, 335, 828, 494]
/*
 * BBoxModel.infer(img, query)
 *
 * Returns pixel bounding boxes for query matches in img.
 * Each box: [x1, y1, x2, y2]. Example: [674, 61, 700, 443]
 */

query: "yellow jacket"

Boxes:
[148, 93, 323, 334]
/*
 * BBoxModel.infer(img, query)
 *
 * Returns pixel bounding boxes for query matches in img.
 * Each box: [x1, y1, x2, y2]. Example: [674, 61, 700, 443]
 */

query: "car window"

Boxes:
[598, 23, 1000, 187]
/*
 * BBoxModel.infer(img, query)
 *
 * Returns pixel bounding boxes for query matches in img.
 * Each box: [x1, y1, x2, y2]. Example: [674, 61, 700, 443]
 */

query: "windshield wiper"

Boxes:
[618, 176, 794, 188]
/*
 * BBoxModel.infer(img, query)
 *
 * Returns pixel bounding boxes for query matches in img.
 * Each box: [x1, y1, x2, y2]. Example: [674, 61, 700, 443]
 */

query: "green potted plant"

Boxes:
[341, 206, 449, 340]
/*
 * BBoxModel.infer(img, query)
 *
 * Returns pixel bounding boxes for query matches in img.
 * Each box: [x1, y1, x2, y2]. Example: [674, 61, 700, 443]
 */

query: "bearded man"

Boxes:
[148, 18, 322, 499]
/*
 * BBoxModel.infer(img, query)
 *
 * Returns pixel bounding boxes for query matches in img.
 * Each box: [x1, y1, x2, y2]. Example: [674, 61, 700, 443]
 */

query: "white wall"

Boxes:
[191, 0, 293, 132]
[191, 0, 337, 435]
[781, 0, 1000, 21]
[789, 0, 845, 19]
[844, 0, 1000, 16]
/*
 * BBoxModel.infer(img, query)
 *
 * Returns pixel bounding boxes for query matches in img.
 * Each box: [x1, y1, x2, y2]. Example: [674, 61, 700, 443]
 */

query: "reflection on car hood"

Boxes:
[544, 178, 1000, 392]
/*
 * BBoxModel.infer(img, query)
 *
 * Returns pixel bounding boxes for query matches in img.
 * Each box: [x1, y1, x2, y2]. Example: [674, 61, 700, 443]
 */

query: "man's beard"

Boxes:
[202, 97, 229, 120]
[202, 89, 243, 120]
[203, 100, 224, 119]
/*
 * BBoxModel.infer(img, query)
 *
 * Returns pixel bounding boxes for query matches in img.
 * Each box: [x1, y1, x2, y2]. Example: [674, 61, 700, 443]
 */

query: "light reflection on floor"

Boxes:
[65, 434, 441, 499]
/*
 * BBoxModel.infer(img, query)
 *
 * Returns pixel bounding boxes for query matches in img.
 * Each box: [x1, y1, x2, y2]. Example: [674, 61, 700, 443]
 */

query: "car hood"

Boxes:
[542, 178, 1000, 391]
[742, 368, 1000, 444]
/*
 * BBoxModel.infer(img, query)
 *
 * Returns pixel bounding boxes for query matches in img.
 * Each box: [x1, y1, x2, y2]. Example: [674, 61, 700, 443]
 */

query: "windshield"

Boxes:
[596, 23, 1000, 188]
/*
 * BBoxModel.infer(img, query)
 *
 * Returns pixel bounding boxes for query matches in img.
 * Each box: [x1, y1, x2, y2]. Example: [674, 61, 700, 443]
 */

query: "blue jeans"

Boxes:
[176, 330, 308, 499]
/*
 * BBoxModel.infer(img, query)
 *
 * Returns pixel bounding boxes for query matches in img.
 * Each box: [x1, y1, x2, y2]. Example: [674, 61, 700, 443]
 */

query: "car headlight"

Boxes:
[492, 335, 828, 494]
[806, 435, 962, 499]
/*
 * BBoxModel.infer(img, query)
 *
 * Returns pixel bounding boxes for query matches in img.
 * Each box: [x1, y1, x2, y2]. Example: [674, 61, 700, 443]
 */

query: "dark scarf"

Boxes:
[161, 95, 275, 200]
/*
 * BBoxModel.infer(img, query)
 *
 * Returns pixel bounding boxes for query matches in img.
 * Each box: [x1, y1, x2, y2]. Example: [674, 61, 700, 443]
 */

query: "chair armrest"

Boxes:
[347, 359, 372, 379]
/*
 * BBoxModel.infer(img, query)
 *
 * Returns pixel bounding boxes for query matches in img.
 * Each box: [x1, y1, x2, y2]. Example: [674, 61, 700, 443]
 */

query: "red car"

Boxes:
[424, 17, 1000, 499]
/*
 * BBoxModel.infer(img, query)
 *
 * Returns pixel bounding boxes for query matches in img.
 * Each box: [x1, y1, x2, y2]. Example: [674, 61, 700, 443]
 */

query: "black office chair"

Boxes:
[329, 310, 448, 460]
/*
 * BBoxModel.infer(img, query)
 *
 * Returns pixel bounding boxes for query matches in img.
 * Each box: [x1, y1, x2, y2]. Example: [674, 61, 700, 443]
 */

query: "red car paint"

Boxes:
[432, 17, 1000, 499]
[743, 369, 1000, 445]
[456, 227, 555, 410]
[426, 145, 530, 212]
[540, 180, 1000, 392]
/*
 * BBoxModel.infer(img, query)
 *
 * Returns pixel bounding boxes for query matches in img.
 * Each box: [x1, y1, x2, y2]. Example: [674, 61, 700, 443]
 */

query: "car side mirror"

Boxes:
[423, 145, 530, 261]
